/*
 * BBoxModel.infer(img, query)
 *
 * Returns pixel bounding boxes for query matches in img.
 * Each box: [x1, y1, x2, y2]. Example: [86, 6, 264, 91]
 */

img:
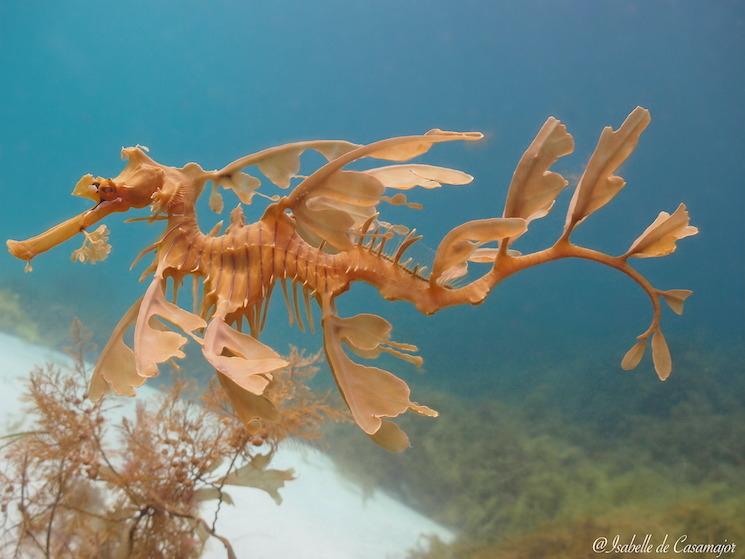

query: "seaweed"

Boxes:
[0, 322, 347, 558]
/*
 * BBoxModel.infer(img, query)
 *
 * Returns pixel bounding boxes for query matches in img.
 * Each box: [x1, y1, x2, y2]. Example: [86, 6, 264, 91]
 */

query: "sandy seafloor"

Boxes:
[0, 332, 453, 558]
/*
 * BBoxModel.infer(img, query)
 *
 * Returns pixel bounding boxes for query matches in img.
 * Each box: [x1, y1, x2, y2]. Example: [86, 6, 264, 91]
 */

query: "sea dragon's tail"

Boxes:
[286, 107, 697, 450]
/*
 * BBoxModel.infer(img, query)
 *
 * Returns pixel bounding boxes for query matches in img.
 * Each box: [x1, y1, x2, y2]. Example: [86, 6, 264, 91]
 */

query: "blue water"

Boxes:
[2, 1, 742, 371]
[0, 1, 743, 546]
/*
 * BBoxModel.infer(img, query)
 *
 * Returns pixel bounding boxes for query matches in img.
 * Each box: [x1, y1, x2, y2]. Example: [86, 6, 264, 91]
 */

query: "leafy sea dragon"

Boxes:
[7, 107, 698, 451]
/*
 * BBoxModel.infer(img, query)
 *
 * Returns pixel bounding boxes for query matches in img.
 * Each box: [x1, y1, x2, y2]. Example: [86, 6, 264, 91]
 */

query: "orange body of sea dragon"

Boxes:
[7, 107, 698, 450]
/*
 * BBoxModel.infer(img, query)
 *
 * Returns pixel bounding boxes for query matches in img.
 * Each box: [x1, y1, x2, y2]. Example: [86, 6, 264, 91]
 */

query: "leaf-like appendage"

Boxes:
[332, 313, 424, 367]
[257, 147, 303, 189]
[71, 173, 98, 202]
[294, 202, 357, 251]
[467, 247, 521, 263]
[292, 170, 384, 250]
[366, 164, 473, 190]
[322, 312, 432, 437]
[134, 280, 206, 378]
[254, 140, 361, 188]
[625, 203, 698, 258]
[311, 140, 361, 161]
[193, 488, 235, 506]
[312, 170, 384, 207]
[217, 172, 261, 205]
[366, 129, 481, 161]
[71, 225, 112, 264]
[651, 329, 672, 380]
[503, 117, 574, 225]
[217, 372, 279, 425]
[89, 298, 144, 399]
[430, 218, 527, 285]
[660, 289, 693, 315]
[286, 131, 482, 251]
[381, 193, 423, 210]
[202, 316, 289, 395]
[565, 107, 651, 230]
[621, 339, 647, 371]
[222, 455, 295, 505]
[334, 313, 392, 351]
[216, 140, 360, 196]
[369, 420, 411, 452]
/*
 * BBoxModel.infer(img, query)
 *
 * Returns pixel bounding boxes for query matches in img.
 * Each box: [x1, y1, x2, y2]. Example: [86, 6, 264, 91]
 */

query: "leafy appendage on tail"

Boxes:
[503, 116, 575, 226]
[493, 106, 697, 380]
[430, 218, 527, 285]
[564, 107, 651, 231]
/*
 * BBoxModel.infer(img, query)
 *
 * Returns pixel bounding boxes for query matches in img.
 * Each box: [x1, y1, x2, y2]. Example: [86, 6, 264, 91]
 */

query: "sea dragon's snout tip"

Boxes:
[6, 238, 32, 261]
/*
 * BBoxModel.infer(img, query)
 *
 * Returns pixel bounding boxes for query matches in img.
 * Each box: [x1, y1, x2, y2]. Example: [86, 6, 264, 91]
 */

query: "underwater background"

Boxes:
[1, 1, 743, 557]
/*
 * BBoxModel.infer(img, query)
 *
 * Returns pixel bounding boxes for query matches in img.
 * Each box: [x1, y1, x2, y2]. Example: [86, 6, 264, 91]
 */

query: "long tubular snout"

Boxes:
[6, 201, 125, 261]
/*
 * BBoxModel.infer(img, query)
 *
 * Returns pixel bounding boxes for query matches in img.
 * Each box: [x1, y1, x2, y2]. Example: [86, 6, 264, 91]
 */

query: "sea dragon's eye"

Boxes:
[97, 180, 118, 201]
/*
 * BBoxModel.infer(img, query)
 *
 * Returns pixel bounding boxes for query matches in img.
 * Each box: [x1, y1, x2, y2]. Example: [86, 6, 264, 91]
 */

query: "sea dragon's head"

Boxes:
[7, 146, 173, 266]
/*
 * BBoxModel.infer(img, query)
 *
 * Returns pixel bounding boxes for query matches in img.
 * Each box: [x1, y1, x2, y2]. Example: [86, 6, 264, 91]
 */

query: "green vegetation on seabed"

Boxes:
[328, 345, 745, 558]
[0, 288, 40, 343]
